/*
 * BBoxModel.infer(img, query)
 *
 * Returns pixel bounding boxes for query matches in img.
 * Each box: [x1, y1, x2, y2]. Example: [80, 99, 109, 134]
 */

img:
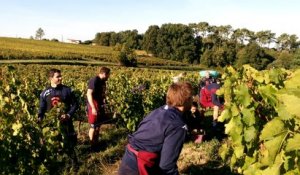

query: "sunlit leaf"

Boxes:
[260, 118, 286, 141]
[235, 84, 252, 107]
[258, 85, 278, 107]
[244, 126, 257, 142]
[241, 107, 255, 126]
[285, 134, 300, 152]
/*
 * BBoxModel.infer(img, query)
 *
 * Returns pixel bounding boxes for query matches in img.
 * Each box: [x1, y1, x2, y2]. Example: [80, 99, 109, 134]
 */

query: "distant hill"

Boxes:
[0, 37, 193, 68]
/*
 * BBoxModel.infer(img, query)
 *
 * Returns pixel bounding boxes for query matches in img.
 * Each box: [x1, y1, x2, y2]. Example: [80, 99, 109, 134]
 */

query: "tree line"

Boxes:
[93, 22, 300, 70]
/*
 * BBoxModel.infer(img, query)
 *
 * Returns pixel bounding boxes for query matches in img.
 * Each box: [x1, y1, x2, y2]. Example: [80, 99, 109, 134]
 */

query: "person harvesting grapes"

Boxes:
[118, 82, 193, 175]
[38, 68, 79, 170]
[86, 66, 111, 152]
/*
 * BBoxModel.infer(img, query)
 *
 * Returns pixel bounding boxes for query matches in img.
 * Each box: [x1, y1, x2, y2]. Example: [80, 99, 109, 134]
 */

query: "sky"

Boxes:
[1, 0, 300, 41]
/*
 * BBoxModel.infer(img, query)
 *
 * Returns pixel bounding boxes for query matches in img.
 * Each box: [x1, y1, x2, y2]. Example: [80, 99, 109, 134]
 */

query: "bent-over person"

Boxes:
[118, 82, 193, 175]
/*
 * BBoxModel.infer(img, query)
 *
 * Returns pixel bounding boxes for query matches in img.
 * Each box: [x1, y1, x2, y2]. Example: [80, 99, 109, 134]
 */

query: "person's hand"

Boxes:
[37, 117, 42, 124]
[60, 114, 70, 122]
[91, 107, 97, 116]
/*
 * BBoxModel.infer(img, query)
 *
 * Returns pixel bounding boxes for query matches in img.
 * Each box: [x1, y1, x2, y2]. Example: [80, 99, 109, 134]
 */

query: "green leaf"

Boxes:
[260, 118, 286, 141]
[260, 153, 283, 175]
[244, 126, 257, 143]
[285, 169, 300, 175]
[219, 143, 229, 161]
[235, 84, 252, 107]
[225, 116, 243, 136]
[264, 134, 286, 165]
[230, 154, 237, 168]
[260, 165, 280, 175]
[258, 85, 278, 107]
[234, 145, 245, 158]
[277, 93, 300, 119]
[242, 155, 256, 171]
[285, 134, 300, 152]
[276, 104, 293, 120]
[243, 162, 263, 175]
[284, 69, 300, 89]
[252, 72, 264, 83]
[283, 155, 295, 172]
[218, 109, 231, 122]
[263, 72, 271, 84]
[241, 107, 255, 126]
[231, 104, 240, 117]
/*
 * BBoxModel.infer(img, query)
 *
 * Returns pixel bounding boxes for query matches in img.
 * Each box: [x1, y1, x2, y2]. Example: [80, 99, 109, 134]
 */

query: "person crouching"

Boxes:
[118, 82, 193, 175]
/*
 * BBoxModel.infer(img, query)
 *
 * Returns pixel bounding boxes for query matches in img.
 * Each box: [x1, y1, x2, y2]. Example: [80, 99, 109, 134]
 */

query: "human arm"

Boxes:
[87, 89, 97, 115]
[211, 91, 222, 107]
[210, 83, 223, 107]
[37, 91, 47, 122]
[159, 124, 187, 175]
[65, 88, 79, 119]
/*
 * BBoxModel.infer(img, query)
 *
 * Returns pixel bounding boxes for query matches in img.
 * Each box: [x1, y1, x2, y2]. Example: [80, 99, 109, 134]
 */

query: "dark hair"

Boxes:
[192, 102, 198, 108]
[99, 67, 111, 74]
[48, 68, 61, 78]
[166, 82, 193, 107]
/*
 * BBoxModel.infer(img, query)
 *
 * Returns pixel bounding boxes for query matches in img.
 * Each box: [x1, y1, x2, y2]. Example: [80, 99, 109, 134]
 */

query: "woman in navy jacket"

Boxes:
[119, 82, 193, 175]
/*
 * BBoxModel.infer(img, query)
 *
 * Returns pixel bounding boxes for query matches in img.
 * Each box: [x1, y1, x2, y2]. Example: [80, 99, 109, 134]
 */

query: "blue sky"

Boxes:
[1, 0, 299, 41]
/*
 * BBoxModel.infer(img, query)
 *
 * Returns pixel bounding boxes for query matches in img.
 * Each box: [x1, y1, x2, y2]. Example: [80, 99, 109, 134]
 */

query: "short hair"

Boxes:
[166, 82, 193, 107]
[98, 67, 110, 74]
[192, 102, 198, 108]
[48, 68, 61, 78]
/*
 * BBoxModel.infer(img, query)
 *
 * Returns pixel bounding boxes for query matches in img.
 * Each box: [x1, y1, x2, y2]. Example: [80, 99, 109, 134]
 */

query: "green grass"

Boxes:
[67, 117, 237, 175]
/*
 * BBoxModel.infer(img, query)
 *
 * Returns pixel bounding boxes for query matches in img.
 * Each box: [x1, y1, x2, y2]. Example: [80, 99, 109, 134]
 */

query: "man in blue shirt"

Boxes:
[38, 68, 79, 169]
[118, 82, 193, 175]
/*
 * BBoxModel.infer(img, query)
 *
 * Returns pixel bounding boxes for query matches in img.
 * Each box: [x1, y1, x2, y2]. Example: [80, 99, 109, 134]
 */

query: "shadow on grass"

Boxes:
[76, 125, 129, 162]
[181, 161, 240, 175]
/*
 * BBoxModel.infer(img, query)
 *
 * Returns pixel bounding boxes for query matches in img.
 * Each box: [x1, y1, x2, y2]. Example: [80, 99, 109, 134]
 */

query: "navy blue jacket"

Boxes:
[38, 84, 78, 119]
[206, 83, 222, 107]
[124, 105, 188, 175]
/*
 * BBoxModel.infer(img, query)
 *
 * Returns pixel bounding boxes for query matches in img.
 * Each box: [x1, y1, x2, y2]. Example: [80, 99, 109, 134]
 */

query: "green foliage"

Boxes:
[156, 23, 196, 63]
[94, 30, 142, 49]
[142, 25, 160, 55]
[115, 45, 137, 67]
[218, 65, 300, 174]
[236, 43, 274, 70]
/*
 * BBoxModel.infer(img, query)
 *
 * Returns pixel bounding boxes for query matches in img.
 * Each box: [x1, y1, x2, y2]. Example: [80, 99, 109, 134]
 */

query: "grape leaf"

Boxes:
[260, 118, 286, 141]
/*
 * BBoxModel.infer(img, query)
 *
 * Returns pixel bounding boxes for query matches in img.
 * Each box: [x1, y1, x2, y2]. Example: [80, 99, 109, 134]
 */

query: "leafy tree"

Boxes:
[109, 32, 121, 46]
[215, 25, 233, 41]
[255, 30, 275, 48]
[231, 28, 254, 45]
[118, 30, 142, 49]
[236, 42, 274, 70]
[156, 23, 196, 62]
[142, 25, 160, 55]
[115, 44, 137, 67]
[35, 28, 45, 40]
[277, 33, 299, 52]
[51, 38, 59, 42]
[189, 22, 211, 38]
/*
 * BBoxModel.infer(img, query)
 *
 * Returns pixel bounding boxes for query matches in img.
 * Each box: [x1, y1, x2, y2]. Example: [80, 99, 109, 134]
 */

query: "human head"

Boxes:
[191, 102, 198, 114]
[48, 68, 62, 86]
[166, 82, 193, 112]
[98, 67, 111, 81]
[205, 71, 210, 79]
